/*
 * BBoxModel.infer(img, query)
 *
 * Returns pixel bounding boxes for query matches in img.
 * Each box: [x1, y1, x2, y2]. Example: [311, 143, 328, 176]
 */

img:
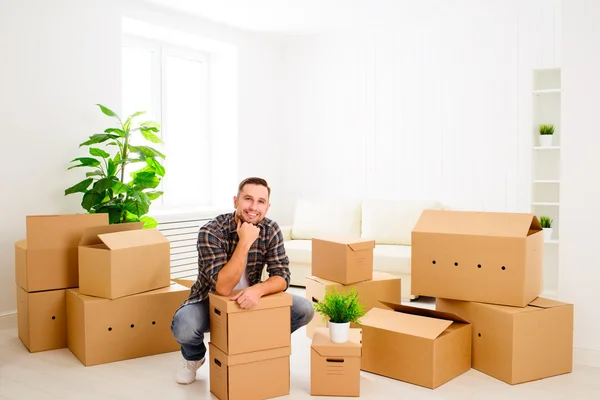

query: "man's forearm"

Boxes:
[215, 241, 252, 296]
[255, 275, 287, 297]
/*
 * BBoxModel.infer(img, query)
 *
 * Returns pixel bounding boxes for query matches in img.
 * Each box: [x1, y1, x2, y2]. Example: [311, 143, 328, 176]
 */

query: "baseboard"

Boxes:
[0, 310, 16, 318]
[574, 347, 600, 368]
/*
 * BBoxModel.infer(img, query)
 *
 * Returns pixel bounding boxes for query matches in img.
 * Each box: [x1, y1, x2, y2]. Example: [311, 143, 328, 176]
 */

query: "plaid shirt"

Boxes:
[183, 212, 291, 305]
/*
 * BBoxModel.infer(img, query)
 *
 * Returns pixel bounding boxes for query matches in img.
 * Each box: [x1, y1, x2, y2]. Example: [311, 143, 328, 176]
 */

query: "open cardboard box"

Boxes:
[411, 210, 544, 307]
[360, 301, 471, 389]
[436, 297, 574, 384]
[15, 214, 108, 292]
[78, 222, 171, 299]
[311, 237, 375, 285]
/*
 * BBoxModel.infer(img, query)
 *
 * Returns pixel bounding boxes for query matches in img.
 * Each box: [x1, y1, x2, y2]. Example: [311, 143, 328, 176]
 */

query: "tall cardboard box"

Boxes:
[15, 214, 108, 292]
[436, 297, 574, 384]
[209, 343, 291, 400]
[305, 272, 401, 338]
[360, 302, 471, 389]
[209, 291, 292, 355]
[17, 286, 66, 352]
[412, 210, 544, 307]
[78, 222, 171, 299]
[66, 282, 189, 366]
[311, 237, 375, 285]
[311, 327, 362, 397]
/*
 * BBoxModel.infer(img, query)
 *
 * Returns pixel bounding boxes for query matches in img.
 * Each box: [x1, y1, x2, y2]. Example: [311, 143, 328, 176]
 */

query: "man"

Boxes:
[170, 177, 315, 384]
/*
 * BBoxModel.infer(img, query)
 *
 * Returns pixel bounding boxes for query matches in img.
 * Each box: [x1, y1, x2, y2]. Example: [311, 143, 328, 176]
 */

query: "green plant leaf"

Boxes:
[133, 172, 160, 189]
[139, 121, 161, 129]
[112, 180, 129, 194]
[96, 205, 123, 224]
[130, 145, 166, 160]
[145, 158, 166, 177]
[89, 148, 110, 158]
[79, 133, 120, 147]
[64, 178, 93, 195]
[123, 198, 149, 216]
[141, 129, 163, 144]
[97, 104, 118, 118]
[85, 170, 104, 178]
[313, 287, 366, 324]
[68, 157, 101, 170]
[140, 216, 158, 229]
[107, 159, 116, 177]
[81, 191, 105, 211]
[91, 178, 113, 193]
[145, 190, 164, 200]
[128, 111, 146, 120]
[104, 128, 125, 137]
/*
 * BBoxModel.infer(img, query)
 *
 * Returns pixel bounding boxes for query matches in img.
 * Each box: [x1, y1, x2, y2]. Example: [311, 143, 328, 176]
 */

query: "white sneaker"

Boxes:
[176, 356, 206, 384]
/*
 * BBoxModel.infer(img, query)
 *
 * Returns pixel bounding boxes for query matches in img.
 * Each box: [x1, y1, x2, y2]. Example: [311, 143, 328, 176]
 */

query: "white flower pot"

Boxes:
[543, 227, 553, 241]
[539, 135, 553, 147]
[328, 321, 350, 343]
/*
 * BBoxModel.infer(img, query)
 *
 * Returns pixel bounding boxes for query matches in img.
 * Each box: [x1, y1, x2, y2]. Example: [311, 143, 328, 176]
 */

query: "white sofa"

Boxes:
[281, 199, 442, 301]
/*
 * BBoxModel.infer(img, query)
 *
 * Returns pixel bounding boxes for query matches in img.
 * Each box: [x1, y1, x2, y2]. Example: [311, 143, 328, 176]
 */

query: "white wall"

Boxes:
[279, 0, 562, 223]
[559, 0, 600, 368]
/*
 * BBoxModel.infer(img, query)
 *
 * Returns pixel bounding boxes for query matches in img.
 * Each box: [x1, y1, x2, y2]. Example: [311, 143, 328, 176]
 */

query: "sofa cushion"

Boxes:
[283, 239, 312, 265]
[291, 199, 362, 240]
[361, 200, 442, 245]
[373, 245, 412, 275]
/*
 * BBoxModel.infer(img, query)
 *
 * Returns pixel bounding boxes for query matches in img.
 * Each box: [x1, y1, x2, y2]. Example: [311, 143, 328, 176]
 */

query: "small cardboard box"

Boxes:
[311, 327, 362, 397]
[311, 237, 375, 285]
[15, 214, 108, 292]
[209, 343, 290, 400]
[305, 271, 401, 338]
[360, 302, 471, 389]
[411, 210, 544, 307]
[66, 282, 189, 366]
[209, 291, 292, 355]
[78, 222, 171, 299]
[17, 286, 66, 352]
[436, 297, 574, 384]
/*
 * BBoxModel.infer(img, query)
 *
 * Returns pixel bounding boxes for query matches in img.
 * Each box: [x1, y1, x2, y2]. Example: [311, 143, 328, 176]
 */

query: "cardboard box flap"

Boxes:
[172, 278, 196, 289]
[26, 214, 108, 250]
[348, 240, 375, 251]
[360, 307, 452, 340]
[98, 228, 166, 250]
[209, 291, 293, 314]
[312, 328, 362, 358]
[379, 300, 470, 323]
[413, 210, 542, 238]
[529, 297, 568, 309]
[314, 236, 369, 245]
[210, 343, 291, 367]
[79, 222, 144, 246]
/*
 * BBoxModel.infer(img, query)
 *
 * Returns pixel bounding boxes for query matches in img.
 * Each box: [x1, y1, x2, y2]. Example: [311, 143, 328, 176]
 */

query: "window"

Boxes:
[121, 36, 211, 209]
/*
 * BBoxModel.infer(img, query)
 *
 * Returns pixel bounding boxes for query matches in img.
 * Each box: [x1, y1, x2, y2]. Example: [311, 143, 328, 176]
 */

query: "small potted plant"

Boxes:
[538, 124, 554, 147]
[313, 287, 366, 343]
[540, 215, 553, 241]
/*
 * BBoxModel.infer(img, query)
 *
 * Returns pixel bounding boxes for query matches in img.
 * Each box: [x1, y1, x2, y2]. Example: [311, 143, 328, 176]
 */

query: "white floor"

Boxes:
[1, 288, 599, 400]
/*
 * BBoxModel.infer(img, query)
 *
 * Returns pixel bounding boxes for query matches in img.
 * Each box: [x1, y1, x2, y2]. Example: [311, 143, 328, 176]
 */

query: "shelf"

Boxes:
[533, 180, 560, 183]
[532, 202, 560, 206]
[533, 89, 561, 94]
[533, 146, 560, 150]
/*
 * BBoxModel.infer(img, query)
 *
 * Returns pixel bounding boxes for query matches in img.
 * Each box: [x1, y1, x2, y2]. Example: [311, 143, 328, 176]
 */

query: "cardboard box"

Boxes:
[209, 291, 292, 355]
[311, 237, 375, 285]
[15, 214, 108, 292]
[436, 297, 574, 384]
[66, 282, 189, 366]
[360, 302, 471, 389]
[209, 343, 290, 400]
[411, 210, 544, 307]
[78, 222, 171, 299]
[17, 286, 66, 352]
[305, 271, 401, 338]
[311, 327, 362, 397]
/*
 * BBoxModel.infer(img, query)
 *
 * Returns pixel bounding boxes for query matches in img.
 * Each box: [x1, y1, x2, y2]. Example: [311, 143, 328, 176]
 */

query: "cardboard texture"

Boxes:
[311, 237, 375, 285]
[436, 297, 574, 384]
[411, 210, 544, 307]
[360, 302, 471, 389]
[17, 286, 66, 352]
[209, 291, 292, 355]
[305, 272, 401, 338]
[78, 222, 171, 299]
[66, 282, 189, 366]
[311, 327, 362, 397]
[15, 214, 108, 292]
[209, 343, 290, 400]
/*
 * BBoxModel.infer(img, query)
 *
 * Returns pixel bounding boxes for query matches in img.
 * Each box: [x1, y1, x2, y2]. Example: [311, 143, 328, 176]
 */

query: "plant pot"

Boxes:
[328, 321, 350, 343]
[539, 135, 553, 147]
[543, 227, 553, 241]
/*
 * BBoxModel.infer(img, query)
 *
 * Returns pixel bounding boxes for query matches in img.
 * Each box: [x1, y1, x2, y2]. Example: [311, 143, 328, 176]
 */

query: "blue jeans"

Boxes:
[171, 293, 315, 361]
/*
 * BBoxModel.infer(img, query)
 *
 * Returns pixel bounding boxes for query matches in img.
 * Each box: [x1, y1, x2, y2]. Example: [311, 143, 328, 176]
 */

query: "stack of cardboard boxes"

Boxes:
[15, 214, 191, 367]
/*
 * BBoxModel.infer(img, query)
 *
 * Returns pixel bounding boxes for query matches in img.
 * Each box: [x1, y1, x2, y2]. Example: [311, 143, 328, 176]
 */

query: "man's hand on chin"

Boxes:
[230, 285, 264, 309]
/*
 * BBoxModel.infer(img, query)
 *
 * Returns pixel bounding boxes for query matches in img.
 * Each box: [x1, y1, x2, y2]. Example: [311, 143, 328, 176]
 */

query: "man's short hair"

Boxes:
[238, 177, 271, 198]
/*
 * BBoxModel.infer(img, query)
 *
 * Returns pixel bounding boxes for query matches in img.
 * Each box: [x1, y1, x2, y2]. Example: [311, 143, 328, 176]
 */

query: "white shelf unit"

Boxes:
[531, 68, 561, 295]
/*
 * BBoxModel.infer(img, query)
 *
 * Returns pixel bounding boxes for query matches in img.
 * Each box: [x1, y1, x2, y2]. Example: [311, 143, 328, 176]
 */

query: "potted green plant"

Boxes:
[313, 287, 366, 343]
[540, 215, 553, 241]
[538, 124, 554, 147]
[64, 104, 165, 228]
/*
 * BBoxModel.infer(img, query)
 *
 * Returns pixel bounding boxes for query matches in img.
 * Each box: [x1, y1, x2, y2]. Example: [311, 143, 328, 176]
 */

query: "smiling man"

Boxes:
[170, 177, 314, 384]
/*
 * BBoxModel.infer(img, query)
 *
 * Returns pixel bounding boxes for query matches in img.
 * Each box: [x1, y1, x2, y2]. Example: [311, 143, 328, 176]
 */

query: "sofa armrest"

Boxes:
[280, 225, 292, 240]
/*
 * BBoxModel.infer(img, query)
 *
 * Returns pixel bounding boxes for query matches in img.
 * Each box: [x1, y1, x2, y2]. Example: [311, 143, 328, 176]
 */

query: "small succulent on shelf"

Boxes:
[313, 287, 366, 324]
[539, 124, 555, 135]
[540, 216, 553, 228]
